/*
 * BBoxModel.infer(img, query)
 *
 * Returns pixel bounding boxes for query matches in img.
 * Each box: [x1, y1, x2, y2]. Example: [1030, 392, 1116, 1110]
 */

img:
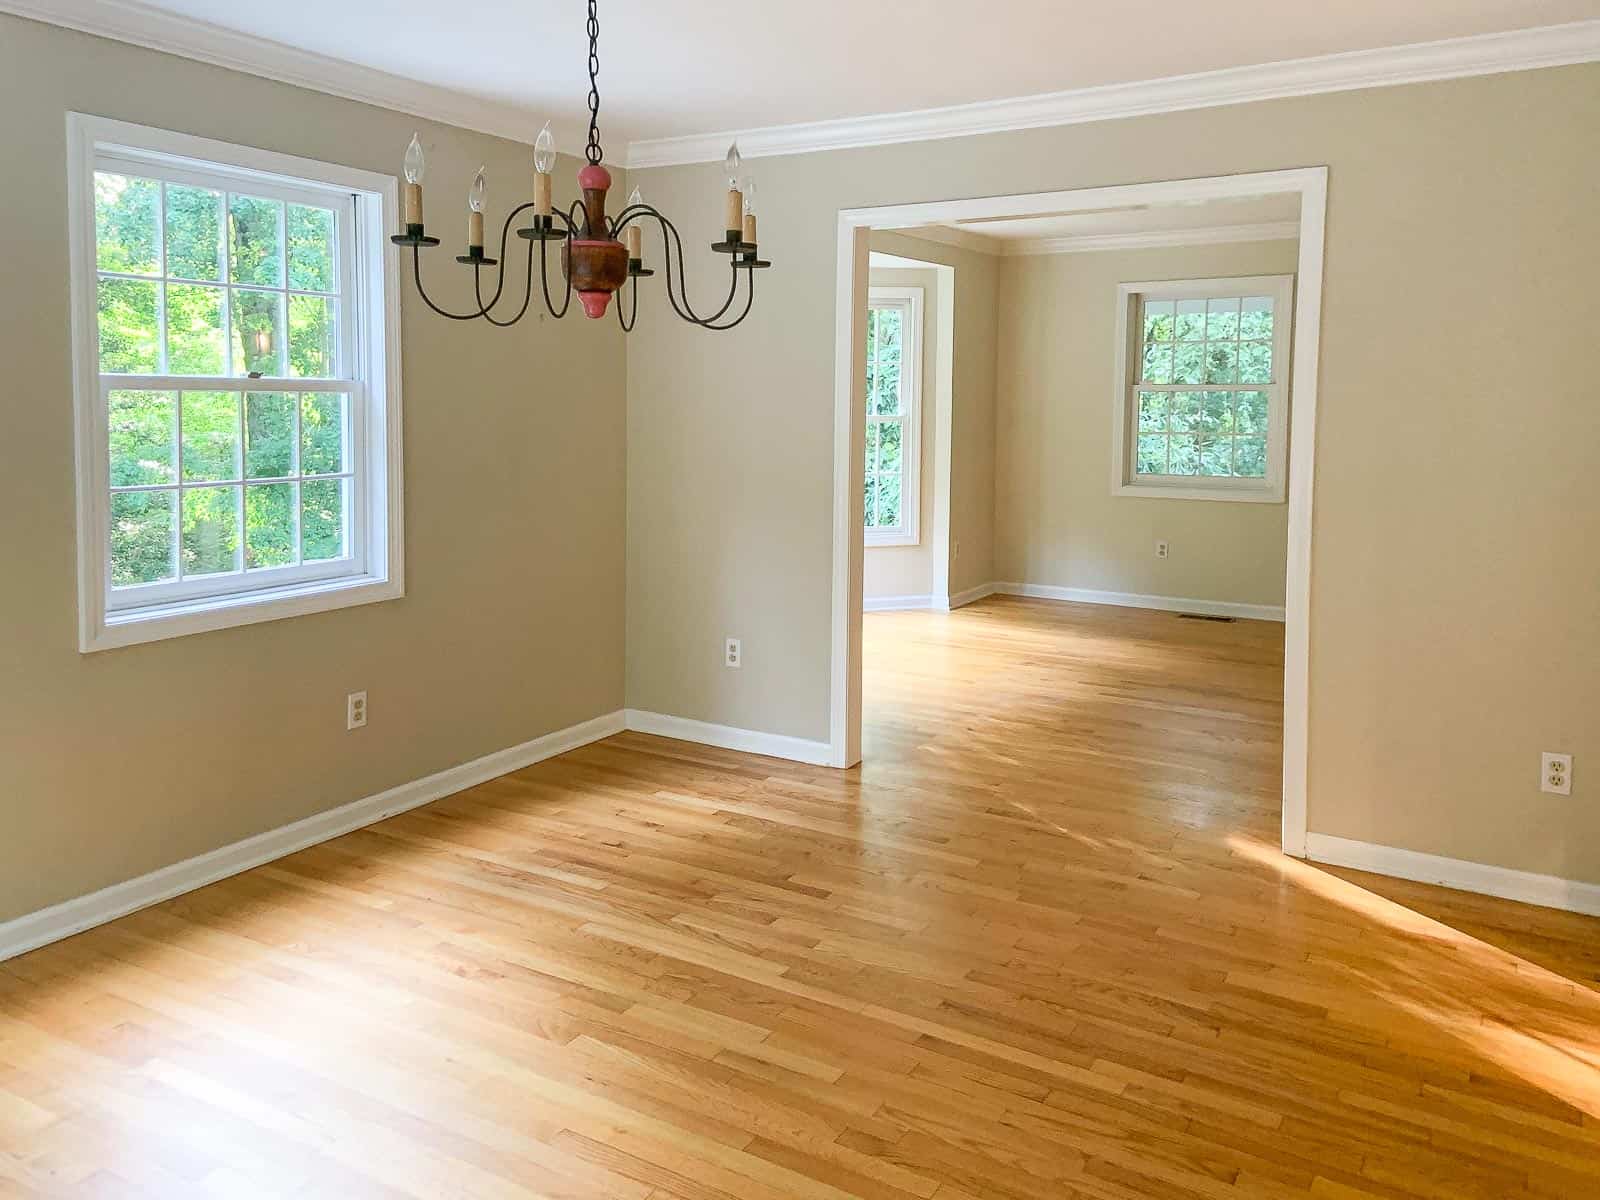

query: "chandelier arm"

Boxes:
[411, 244, 495, 321]
[616, 271, 639, 332]
[475, 234, 538, 328]
[537, 227, 576, 319]
[617, 206, 742, 327]
[698, 264, 756, 332]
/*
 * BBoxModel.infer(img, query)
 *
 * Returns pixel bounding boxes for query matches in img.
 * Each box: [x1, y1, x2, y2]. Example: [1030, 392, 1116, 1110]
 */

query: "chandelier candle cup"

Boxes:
[742, 178, 757, 248]
[402, 132, 425, 233]
[724, 142, 743, 239]
[533, 122, 555, 218]
[467, 165, 486, 252]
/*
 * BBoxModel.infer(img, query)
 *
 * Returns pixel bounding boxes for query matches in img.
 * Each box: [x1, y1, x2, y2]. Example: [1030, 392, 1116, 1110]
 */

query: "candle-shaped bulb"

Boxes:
[626, 187, 642, 210]
[534, 122, 556, 175]
[468, 165, 486, 213]
[403, 132, 425, 185]
[741, 178, 756, 217]
[724, 141, 742, 189]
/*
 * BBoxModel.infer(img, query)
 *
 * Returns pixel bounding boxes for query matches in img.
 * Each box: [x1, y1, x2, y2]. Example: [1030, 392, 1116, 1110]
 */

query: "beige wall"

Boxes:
[864, 263, 941, 600]
[995, 240, 1298, 608]
[626, 65, 1600, 883]
[0, 16, 627, 924]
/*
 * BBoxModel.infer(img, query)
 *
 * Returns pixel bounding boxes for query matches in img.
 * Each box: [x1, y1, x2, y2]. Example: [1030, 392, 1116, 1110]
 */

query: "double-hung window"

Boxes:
[1111, 275, 1293, 502]
[67, 115, 403, 651]
[863, 286, 923, 546]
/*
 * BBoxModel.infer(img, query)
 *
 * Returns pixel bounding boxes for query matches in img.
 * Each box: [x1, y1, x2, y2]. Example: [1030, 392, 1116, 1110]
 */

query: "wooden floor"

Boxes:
[4, 597, 1599, 1198]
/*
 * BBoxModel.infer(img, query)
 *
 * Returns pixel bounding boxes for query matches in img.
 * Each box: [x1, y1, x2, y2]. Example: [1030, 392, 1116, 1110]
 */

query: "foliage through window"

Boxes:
[70, 116, 401, 650]
[1113, 276, 1293, 501]
[864, 288, 922, 545]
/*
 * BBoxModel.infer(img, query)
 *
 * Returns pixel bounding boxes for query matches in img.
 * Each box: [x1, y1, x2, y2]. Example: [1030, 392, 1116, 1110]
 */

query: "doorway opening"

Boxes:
[832, 169, 1327, 858]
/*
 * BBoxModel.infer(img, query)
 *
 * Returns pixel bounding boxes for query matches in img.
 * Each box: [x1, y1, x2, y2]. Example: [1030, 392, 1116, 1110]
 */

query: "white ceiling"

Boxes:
[35, 0, 1600, 150]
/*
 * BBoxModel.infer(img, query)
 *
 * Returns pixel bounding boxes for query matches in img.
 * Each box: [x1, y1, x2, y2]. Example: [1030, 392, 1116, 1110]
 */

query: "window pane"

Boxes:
[109, 391, 176, 486]
[1236, 391, 1269, 435]
[245, 482, 296, 569]
[1239, 297, 1274, 340]
[232, 289, 284, 376]
[1168, 394, 1201, 433]
[1141, 341, 1173, 385]
[181, 391, 240, 482]
[229, 194, 283, 287]
[1136, 434, 1167, 475]
[245, 392, 295, 479]
[301, 393, 346, 475]
[865, 312, 877, 402]
[864, 421, 879, 472]
[288, 294, 338, 377]
[1168, 434, 1202, 475]
[1172, 341, 1204, 385]
[1238, 340, 1272, 384]
[287, 204, 336, 292]
[1204, 343, 1237, 385]
[1235, 436, 1268, 478]
[95, 173, 159, 275]
[110, 490, 175, 586]
[1174, 299, 1206, 341]
[165, 185, 222, 281]
[97, 277, 160, 373]
[166, 282, 225, 374]
[1142, 300, 1174, 343]
[863, 474, 878, 528]
[1137, 392, 1168, 432]
[1199, 436, 1233, 476]
[878, 419, 902, 475]
[1205, 297, 1240, 340]
[301, 479, 347, 562]
[877, 472, 901, 529]
[181, 485, 240, 576]
[1200, 391, 1234, 435]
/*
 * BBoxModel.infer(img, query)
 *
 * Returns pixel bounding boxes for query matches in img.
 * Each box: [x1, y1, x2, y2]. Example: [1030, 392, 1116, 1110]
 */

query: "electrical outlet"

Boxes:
[1156, 540, 1169, 560]
[724, 638, 741, 669]
[1541, 752, 1572, 796]
[347, 691, 368, 730]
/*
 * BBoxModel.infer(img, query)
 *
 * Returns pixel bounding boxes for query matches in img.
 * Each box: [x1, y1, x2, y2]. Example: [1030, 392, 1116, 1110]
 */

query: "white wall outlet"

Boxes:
[1541, 752, 1572, 796]
[347, 691, 368, 730]
[1156, 540, 1170, 560]
[724, 638, 741, 669]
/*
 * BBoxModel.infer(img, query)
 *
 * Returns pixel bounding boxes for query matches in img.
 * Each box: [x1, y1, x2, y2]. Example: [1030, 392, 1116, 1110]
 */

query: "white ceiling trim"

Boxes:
[624, 20, 1600, 168]
[1001, 221, 1303, 256]
[0, 0, 565, 148]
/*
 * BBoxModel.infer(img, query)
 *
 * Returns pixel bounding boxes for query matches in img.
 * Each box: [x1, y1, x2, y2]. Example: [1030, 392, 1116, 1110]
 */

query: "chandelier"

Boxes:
[389, 0, 771, 331]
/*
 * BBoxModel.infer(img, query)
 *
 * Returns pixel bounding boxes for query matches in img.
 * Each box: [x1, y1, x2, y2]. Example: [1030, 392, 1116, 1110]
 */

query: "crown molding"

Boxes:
[0, 0, 581, 150]
[1000, 220, 1302, 256]
[624, 20, 1600, 168]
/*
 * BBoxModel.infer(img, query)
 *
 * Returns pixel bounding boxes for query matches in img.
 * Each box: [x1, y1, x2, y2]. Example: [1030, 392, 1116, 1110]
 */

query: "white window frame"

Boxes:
[1111, 274, 1293, 503]
[864, 286, 923, 547]
[67, 114, 404, 652]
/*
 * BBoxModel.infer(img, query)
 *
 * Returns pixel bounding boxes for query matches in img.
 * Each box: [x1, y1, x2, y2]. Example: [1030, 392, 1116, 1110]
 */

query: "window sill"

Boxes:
[1113, 480, 1285, 504]
[83, 573, 402, 653]
[865, 531, 921, 549]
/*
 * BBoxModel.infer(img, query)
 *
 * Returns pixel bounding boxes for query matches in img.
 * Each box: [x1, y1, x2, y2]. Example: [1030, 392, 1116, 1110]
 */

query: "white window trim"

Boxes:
[1110, 274, 1293, 503]
[66, 113, 405, 653]
[864, 285, 923, 547]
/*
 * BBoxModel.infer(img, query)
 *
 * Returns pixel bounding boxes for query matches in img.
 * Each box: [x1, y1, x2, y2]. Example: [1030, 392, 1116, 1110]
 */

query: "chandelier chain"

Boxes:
[585, 0, 603, 165]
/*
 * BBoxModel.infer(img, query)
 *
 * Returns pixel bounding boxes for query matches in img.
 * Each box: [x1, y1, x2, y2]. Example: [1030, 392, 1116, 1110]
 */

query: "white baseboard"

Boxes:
[0, 710, 627, 963]
[1305, 833, 1600, 917]
[623, 709, 832, 766]
[995, 582, 1285, 622]
[863, 593, 935, 612]
[944, 581, 1000, 610]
